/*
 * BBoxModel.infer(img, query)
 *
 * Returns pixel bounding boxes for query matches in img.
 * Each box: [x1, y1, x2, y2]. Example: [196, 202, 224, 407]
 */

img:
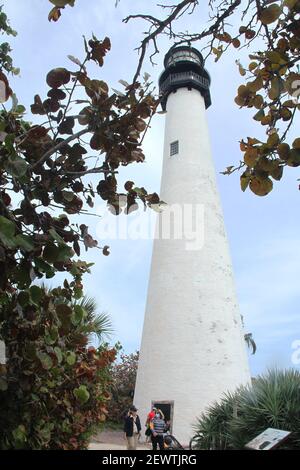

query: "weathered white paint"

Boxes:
[0, 340, 5, 364]
[134, 87, 251, 446]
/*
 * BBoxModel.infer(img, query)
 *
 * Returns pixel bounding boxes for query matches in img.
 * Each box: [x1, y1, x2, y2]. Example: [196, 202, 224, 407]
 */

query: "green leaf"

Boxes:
[267, 133, 280, 148]
[43, 243, 73, 263]
[43, 244, 58, 263]
[12, 425, 27, 445]
[4, 133, 15, 153]
[247, 77, 263, 93]
[29, 285, 43, 304]
[15, 234, 34, 252]
[287, 149, 300, 167]
[270, 165, 283, 181]
[45, 326, 58, 345]
[74, 385, 90, 404]
[71, 305, 86, 325]
[266, 51, 282, 64]
[34, 257, 55, 278]
[62, 191, 75, 202]
[54, 347, 63, 364]
[253, 109, 265, 121]
[14, 105, 26, 115]
[133, 187, 147, 196]
[292, 138, 300, 150]
[268, 77, 283, 100]
[68, 55, 82, 67]
[48, 228, 65, 244]
[73, 287, 83, 299]
[46, 380, 56, 389]
[14, 263, 31, 289]
[240, 173, 250, 192]
[24, 343, 36, 361]
[57, 244, 74, 262]
[66, 351, 76, 366]
[6, 155, 28, 177]
[0, 216, 17, 248]
[17, 291, 30, 307]
[284, 0, 297, 9]
[10, 93, 18, 111]
[0, 376, 8, 391]
[259, 5, 281, 25]
[36, 351, 53, 370]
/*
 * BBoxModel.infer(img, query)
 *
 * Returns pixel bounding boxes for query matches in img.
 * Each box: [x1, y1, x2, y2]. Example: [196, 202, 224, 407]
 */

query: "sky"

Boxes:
[3, 0, 300, 376]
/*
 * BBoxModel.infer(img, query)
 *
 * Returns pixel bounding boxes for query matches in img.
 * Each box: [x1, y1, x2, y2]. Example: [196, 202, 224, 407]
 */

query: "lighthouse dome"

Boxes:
[164, 46, 204, 68]
[159, 45, 211, 110]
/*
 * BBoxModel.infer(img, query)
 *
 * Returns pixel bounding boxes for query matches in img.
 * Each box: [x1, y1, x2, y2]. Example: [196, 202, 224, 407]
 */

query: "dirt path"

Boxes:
[90, 429, 151, 450]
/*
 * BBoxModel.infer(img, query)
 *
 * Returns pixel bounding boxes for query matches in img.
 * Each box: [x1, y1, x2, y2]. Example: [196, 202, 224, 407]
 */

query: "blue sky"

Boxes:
[3, 0, 300, 376]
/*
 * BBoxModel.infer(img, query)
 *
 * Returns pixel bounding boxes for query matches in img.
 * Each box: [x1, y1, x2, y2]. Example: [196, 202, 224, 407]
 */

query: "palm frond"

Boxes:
[244, 333, 257, 355]
[73, 296, 113, 342]
[192, 369, 300, 450]
[84, 312, 114, 341]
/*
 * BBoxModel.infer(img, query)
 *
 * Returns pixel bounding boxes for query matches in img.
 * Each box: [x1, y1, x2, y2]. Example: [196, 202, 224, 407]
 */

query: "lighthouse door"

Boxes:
[152, 401, 174, 433]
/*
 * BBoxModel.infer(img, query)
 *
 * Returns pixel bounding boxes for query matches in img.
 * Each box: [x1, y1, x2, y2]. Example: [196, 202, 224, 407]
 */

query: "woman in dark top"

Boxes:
[123, 405, 141, 450]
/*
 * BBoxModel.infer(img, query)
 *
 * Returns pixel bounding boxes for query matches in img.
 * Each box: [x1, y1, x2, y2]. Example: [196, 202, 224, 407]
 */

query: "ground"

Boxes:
[89, 429, 151, 450]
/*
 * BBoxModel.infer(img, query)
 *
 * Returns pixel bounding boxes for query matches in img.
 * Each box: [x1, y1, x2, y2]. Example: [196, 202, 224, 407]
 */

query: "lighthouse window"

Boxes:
[167, 50, 200, 66]
[170, 140, 179, 156]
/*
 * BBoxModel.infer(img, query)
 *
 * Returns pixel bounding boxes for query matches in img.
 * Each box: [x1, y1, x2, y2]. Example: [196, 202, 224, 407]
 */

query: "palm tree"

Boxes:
[244, 333, 257, 355]
[191, 369, 300, 450]
[73, 296, 113, 345]
[40, 284, 113, 345]
[241, 315, 257, 355]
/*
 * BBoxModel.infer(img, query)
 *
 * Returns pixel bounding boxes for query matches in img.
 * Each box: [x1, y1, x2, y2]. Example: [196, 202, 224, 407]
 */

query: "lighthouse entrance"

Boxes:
[152, 401, 174, 433]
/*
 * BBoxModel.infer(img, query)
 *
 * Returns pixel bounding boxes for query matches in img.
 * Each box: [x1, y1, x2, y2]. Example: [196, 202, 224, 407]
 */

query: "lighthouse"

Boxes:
[134, 46, 251, 445]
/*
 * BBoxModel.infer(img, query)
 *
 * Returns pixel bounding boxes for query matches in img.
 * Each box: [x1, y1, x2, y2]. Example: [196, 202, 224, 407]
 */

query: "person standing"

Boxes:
[145, 406, 157, 442]
[150, 409, 166, 451]
[123, 405, 141, 450]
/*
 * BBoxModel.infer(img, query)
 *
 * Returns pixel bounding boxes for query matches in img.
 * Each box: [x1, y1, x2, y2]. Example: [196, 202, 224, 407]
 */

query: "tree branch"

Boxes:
[30, 128, 90, 171]
[174, 0, 242, 48]
[123, 0, 199, 84]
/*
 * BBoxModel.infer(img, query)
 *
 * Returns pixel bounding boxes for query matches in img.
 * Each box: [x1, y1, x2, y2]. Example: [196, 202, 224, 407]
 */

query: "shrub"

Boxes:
[107, 349, 139, 424]
[192, 369, 300, 450]
[0, 285, 116, 449]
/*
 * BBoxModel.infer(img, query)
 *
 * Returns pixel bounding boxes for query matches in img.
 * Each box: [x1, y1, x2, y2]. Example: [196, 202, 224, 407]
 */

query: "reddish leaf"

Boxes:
[58, 117, 75, 135]
[46, 68, 71, 89]
[43, 98, 60, 113]
[89, 37, 111, 67]
[31, 95, 46, 115]
[90, 133, 103, 150]
[124, 181, 134, 191]
[73, 240, 80, 257]
[48, 6, 62, 22]
[47, 88, 67, 101]
[102, 245, 110, 256]
[0, 71, 12, 103]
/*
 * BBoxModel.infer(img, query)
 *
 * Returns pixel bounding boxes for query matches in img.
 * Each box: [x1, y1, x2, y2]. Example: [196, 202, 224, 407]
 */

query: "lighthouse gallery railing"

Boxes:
[160, 71, 210, 93]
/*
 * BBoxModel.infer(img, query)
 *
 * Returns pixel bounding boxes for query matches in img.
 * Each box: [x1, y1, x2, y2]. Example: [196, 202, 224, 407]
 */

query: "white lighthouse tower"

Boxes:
[134, 46, 250, 445]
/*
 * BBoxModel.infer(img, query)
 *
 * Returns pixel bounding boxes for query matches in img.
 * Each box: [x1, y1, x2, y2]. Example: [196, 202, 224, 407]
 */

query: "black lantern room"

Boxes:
[159, 45, 211, 110]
